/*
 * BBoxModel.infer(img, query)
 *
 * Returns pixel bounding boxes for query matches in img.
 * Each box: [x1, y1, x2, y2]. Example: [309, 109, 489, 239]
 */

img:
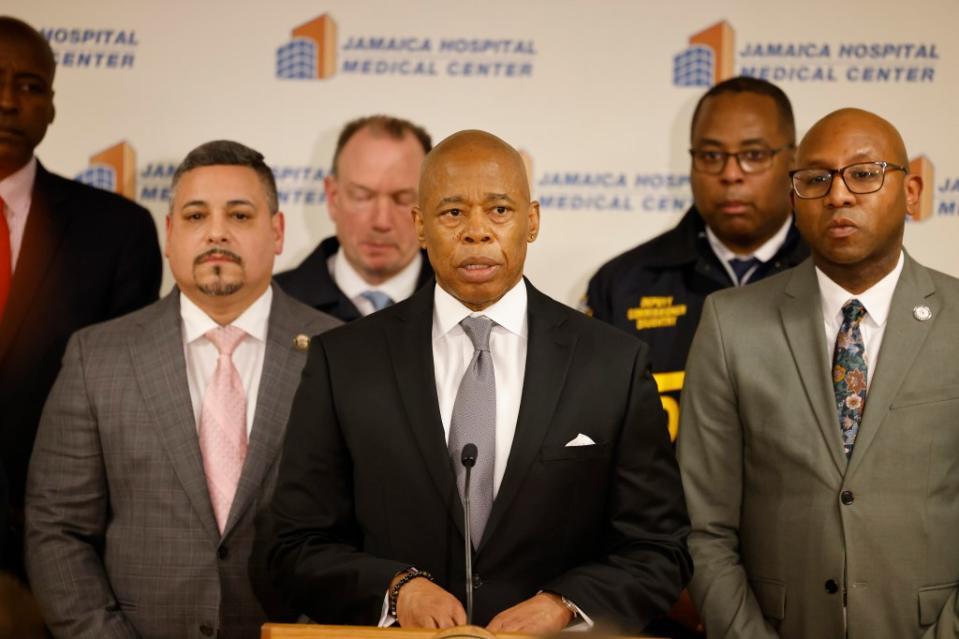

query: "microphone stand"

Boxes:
[461, 443, 477, 625]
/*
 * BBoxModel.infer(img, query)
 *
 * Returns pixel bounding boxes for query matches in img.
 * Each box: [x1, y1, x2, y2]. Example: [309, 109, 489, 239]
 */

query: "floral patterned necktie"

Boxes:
[833, 299, 868, 458]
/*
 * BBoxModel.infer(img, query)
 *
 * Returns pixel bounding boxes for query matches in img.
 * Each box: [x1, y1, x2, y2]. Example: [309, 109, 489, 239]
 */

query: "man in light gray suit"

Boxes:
[24, 140, 340, 638]
[678, 108, 959, 638]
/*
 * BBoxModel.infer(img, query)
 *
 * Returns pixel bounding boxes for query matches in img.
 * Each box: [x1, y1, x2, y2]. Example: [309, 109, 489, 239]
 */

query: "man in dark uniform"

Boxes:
[276, 115, 434, 321]
[585, 75, 808, 639]
[585, 77, 807, 442]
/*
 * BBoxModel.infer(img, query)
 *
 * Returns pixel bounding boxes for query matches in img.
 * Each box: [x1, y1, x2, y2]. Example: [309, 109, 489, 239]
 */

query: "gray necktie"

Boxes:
[448, 316, 496, 548]
[360, 290, 393, 312]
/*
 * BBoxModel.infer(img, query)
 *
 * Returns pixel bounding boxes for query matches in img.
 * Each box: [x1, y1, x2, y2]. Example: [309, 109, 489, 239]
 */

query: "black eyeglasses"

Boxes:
[689, 144, 793, 175]
[790, 161, 908, 199]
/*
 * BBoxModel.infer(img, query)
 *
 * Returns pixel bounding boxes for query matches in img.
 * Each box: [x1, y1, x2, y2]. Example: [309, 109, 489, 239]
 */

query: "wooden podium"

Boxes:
[261, 623, 651, 639]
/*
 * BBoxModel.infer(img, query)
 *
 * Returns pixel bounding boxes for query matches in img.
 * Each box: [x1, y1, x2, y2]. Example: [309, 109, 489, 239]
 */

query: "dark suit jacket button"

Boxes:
[825, 579, 839, 594]
[472, 574, 483, 589]
[217, 546, 228, 560]
[840, 490, 854, 505]
[199, 624, 215, 636]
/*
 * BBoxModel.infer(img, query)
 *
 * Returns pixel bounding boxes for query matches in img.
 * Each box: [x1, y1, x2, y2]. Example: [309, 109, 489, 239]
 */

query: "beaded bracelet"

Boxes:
[388, 567, 435, 619]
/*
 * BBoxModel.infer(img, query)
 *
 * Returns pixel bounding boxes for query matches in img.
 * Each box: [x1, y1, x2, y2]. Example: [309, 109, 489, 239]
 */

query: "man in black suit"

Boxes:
[275, 115, 434, 321]
[0, 16, 161, 579]
[267, 130, 691, 633]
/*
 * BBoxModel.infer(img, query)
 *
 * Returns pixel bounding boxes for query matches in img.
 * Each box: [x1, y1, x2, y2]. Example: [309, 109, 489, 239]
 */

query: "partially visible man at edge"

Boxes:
[276, 115, 434, 320]
[679, 108, 959, 638]
[0, 15, 160, 603]
[266, 129, 691, 634]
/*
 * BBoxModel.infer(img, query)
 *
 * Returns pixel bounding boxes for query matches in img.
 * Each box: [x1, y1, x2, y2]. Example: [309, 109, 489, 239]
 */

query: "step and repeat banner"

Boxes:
[8, 0, 958, 305]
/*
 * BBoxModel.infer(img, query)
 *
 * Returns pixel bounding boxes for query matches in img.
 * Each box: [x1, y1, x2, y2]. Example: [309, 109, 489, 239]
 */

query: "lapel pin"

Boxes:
[293, 334, 311, 351]
[913, 305, 932, 322]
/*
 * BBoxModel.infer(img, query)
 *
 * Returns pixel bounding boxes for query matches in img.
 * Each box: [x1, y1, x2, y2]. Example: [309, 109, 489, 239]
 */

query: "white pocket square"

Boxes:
[564, 433, 596, 447]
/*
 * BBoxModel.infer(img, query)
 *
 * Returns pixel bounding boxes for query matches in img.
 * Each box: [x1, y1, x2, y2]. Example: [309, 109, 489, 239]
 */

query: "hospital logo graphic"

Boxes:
[276, 14, 338, 80]
[75, 141, 137, 200]
[673, 21, 735, 87]
[910, 156, 934, 222]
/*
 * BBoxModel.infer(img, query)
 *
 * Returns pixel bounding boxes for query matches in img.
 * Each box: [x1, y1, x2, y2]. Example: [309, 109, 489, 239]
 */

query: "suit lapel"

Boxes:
[846, 254, 936, 478]
[478, 282, 576, 553]
[223, 288, 301, 536]
[780, 261, 847, 476]
[130, 291, 220, 540]
[0, 165, 67, 363]
[386, 286, 466, 538]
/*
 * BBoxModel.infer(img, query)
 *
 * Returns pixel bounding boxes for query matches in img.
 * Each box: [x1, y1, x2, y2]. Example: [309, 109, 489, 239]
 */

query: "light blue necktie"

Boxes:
[360, 290, 394, 312]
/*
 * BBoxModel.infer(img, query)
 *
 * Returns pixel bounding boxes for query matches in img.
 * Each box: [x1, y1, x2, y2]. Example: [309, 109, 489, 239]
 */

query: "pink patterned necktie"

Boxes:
[199, 325, 248, 534]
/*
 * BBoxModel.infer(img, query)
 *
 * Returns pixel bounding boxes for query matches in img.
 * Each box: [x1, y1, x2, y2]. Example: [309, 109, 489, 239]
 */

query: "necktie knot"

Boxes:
[205, 325, 246, 357]
[360, 290, 394, 312]
[728, 257, 760, 284]
[460, 316, 494, 352]
[841, 299, 867, 325]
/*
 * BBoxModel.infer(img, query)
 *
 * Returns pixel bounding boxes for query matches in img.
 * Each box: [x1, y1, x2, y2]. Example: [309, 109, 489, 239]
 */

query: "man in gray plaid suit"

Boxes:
[24, 140, 340, 638]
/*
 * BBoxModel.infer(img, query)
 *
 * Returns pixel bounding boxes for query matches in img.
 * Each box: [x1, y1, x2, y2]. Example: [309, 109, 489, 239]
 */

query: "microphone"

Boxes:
[460, 443, 477, 625]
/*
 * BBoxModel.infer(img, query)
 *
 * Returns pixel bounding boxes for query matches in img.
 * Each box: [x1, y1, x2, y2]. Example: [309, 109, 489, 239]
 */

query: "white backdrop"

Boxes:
[9, 0, 959, 306]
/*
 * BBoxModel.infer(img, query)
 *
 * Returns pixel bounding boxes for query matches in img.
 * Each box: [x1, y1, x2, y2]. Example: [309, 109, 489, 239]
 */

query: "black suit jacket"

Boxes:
[266, 280, 691, 631]
[274, 236, 434, 322]
[0, 162, 161, 574]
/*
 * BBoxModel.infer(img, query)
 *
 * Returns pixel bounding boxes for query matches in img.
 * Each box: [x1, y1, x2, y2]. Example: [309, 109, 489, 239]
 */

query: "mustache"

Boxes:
[194, 248, 242, 265]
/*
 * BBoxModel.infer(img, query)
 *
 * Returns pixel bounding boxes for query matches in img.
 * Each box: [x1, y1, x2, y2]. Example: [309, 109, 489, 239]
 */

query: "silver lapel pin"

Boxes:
[913, 305, 932, 322]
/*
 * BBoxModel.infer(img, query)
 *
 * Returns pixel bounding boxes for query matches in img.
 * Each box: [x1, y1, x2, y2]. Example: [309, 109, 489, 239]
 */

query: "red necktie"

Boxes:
[0, 196, 11, 321]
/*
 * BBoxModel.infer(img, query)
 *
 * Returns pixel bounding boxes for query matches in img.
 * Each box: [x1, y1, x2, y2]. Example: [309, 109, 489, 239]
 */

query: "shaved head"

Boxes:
[419, 130, 531, 205]
[791, 107, 921, 294]
[413, 129, 540, 310]
[799, 108, 908, 167]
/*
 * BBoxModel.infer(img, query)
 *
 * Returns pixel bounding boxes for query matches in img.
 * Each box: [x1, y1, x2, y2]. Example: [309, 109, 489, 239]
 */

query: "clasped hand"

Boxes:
[393, 576, 572, 633]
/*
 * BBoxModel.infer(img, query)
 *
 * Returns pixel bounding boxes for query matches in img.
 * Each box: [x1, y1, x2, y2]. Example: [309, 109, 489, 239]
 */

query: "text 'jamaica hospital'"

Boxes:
[738, 42, 939, 83]
[340, 37, 536, 77]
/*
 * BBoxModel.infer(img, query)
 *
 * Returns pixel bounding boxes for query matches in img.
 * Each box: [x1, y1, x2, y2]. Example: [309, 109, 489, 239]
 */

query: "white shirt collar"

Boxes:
[332, 245, 422, 303]
[705, 214, 793, 264]
[179, 285, 273, 344]
[816, 251, 905, 328]
[433, 278, 528, 340]
[0, 156, 37, 221]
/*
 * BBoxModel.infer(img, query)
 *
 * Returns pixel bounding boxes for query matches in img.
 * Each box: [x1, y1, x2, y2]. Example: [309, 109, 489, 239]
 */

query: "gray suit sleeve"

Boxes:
[25, 334, 139, 639]
[676, 296, 779, 639]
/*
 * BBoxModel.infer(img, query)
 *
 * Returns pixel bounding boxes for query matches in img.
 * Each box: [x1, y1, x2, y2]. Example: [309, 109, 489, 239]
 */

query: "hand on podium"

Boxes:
[392, 573, 467, 629]
[486, 592, 573, 634]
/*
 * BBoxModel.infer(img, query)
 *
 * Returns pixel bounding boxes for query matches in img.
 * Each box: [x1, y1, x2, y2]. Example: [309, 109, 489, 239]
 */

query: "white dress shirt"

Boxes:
[180, 286, 273, 435]
[0, 156, 37, 271]
[816, 251, 905, 390]
[432, 278, 528, 495]
[706, 215, 792, 286]
[330, 247, 422, 316]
